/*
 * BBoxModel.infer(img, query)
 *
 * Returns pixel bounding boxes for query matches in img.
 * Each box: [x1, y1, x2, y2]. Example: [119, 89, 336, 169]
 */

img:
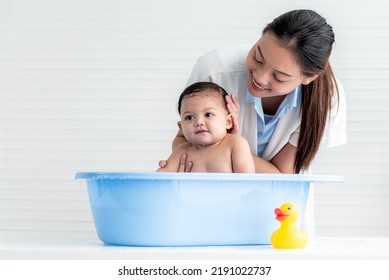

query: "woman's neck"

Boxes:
[261, 95, 286, 115]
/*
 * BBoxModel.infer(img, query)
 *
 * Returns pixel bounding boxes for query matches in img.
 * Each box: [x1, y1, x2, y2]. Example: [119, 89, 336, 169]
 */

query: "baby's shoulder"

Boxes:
[225, 133, 248, 143]
[222, 134, 249, 149]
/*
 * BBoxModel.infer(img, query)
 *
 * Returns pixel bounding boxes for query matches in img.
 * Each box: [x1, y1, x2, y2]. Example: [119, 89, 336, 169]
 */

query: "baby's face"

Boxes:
[179, 93, 232, 146]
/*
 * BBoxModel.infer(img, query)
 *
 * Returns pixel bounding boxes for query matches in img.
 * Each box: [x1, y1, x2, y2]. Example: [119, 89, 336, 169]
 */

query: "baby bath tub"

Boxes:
[75, 172, 343, 246]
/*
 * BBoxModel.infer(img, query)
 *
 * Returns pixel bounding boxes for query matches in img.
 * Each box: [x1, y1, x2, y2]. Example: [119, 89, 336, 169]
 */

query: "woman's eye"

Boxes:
[205, 112, 214, 118]
[274, 75, 286, 83]
[184, 115, 194, 121]
[274, 75, 283, 82]
[254, 54, 263, 64]
[255, 58, 263, 64]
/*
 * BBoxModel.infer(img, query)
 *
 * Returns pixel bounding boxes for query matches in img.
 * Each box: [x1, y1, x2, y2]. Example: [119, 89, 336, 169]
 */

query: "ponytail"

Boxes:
[295, 64, 338, 173]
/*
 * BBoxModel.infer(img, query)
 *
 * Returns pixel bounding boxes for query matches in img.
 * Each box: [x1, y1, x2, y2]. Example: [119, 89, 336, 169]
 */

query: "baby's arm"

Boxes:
[230, 135, 255, 173]
[156, 144, 189, 172]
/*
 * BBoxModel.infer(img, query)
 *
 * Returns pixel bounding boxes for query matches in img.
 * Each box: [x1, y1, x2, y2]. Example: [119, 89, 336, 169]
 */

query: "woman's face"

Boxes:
[246, 32, 315, 98]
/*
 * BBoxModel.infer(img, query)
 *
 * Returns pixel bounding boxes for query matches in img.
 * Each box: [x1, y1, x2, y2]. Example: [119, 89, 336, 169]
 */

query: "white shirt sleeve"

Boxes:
[321, 79, 347, 148]
[289, 129, 300, 147]
[186, 52, 214, 86]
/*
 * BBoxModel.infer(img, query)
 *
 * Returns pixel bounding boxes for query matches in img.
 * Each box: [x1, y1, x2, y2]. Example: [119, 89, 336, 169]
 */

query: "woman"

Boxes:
[162, 9, 346, 174]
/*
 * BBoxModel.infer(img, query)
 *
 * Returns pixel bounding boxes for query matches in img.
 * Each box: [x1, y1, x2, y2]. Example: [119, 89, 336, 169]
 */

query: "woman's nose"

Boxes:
[253, 69, 271, 86]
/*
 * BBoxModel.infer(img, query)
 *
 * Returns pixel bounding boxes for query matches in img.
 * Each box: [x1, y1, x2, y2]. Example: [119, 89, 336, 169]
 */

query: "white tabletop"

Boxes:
[1, 236, 389, 260]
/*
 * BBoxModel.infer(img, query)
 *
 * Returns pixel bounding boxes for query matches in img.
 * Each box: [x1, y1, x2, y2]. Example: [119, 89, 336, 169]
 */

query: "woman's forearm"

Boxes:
[253, 143, 297, 174]
[253, 155, 282, 173]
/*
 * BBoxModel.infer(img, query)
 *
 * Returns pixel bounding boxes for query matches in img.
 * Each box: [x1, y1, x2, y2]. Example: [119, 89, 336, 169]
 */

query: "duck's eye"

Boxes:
[288, 206, 292, 210]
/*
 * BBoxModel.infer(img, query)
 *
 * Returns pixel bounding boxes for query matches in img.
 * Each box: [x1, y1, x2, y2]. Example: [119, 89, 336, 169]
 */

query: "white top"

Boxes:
[186, 45, 347, 161]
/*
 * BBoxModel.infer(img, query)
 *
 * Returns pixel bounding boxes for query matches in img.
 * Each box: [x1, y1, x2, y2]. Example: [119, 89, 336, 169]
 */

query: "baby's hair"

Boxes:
[178, 82, 229, 114]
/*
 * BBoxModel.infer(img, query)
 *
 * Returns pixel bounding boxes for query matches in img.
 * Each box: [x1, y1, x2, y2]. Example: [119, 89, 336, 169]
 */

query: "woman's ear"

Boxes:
[177, 121, 182, 130]
[302, 74, 319, 85]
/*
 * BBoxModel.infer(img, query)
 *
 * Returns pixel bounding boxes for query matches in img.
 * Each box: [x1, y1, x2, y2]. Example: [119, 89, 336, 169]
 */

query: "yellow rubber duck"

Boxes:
[270, 202, 308, 249]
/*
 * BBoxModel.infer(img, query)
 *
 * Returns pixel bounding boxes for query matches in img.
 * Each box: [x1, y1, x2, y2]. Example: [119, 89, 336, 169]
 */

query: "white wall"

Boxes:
[0, 0, 388, 240]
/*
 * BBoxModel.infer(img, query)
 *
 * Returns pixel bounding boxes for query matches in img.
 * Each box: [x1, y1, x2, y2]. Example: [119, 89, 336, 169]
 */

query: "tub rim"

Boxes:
[75, 172, 344, 183]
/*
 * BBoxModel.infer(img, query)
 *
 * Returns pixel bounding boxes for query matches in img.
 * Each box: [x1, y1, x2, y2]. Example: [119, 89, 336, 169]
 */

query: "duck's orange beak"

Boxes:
[274, 208, 289, 221]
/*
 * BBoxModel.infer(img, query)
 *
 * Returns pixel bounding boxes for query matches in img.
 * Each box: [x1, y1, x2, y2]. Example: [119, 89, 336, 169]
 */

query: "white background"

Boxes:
[0, 0, 388, 242]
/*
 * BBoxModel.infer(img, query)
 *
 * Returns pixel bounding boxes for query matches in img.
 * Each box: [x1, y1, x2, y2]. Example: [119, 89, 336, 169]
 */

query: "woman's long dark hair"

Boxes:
[263, 9, 339, 173]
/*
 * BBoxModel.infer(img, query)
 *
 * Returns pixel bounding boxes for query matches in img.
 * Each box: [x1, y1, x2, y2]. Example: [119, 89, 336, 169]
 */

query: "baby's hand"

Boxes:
[226, 94, 240, 134]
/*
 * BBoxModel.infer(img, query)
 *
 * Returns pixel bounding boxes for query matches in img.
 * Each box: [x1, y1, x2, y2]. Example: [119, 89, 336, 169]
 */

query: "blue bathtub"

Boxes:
[75, 172, 343, 246]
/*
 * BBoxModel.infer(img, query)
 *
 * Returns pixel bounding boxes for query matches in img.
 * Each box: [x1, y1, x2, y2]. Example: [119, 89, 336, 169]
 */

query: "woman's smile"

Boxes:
[250, 74, 270, 92]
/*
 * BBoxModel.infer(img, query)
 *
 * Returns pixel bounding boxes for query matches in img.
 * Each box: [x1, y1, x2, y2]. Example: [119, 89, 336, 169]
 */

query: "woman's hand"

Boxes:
[158, 154, 193, 172]
[225, 94, 240, 133]
[158, 160, 168, 169]
[177, 153, 193, 172]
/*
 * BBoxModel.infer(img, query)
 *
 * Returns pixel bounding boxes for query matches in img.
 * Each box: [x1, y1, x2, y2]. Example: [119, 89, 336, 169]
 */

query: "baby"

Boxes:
[157, 82, 255, 173]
